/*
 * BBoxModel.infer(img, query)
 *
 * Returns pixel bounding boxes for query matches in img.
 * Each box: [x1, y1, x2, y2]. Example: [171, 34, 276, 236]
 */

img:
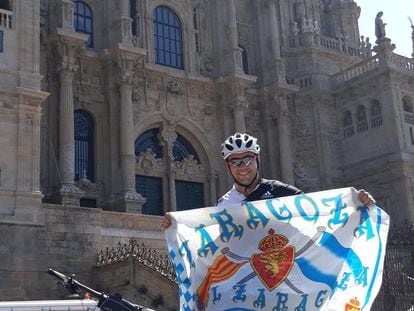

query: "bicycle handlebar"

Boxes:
[48, 268, 145, 311]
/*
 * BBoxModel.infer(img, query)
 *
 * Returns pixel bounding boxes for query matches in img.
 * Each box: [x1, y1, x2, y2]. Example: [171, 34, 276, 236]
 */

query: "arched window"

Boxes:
[403, 97, 413, 113]
[153, 6, 183, 69]
[343, 111, 353, 127]
[134, 128, 163, 158]
[371, 100, 383, 128]
[0, 0, 11, 11]
[239, 44, 249, 74]
[74, 110, 94, 182]
[343, 111, 354, 138]
[357, 105, 368, 133]
[135, 128, 205, 215]
[74, 1, 93, 48]
[403, 97, 414, 125]
[173, 133, 200, 162]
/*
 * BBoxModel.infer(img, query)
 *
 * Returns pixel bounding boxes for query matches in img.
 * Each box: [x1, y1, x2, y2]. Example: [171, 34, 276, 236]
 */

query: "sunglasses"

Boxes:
[227, 156, 255, 167]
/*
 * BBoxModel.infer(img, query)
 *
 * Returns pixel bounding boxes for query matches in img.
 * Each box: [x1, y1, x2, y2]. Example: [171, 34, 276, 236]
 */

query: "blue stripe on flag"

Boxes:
[295, 257, 338, 289]
[363, 206, 383, 309]
[295, 231, 365, 289]
[319, 231, 365, 278]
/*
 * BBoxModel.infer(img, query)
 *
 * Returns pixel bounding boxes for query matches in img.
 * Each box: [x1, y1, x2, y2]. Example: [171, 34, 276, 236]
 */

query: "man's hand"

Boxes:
[160, 213, 172, 230]
[358, 189, 376, 207]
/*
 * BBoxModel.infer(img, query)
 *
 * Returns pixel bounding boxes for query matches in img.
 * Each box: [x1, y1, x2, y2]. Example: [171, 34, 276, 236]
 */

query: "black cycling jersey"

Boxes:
[217, 178, 303, 206]
[245, 178, 303, 202]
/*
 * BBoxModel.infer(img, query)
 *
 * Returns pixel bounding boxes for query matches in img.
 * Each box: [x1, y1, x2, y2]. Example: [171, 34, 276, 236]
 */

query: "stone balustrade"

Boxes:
[389, 54, 414, 72]
[288, 34, 365, 58]
[331, 55, 380, 87]
[0, 9, 12, 29]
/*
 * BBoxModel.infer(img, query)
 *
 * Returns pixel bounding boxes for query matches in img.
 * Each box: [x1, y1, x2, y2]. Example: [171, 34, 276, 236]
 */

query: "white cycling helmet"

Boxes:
[221, 133, 260, 160]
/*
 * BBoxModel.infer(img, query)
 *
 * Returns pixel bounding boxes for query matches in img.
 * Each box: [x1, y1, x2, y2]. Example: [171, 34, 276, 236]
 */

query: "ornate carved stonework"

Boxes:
[173, 155, 205, 176]
[293, 161, 319, 192]
[136, 149, 164, 173]
[165, 79, 188, 118]
[161, 122, 177, 160]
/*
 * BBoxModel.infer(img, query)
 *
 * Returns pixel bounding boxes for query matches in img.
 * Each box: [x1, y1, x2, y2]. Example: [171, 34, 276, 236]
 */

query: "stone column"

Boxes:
[277, 95, 295, 185]
[58, 55, 83, 205]
[168, 168, 177, 212]
[267, 0, 286, 83]
[161, 122, 177, 212]
[209, 172, 218, 206]
[226, 0, 243, 74]
[231, 98, 247, 133]
[60, 0, 75, 31]
[55, 29, 88, 206]
[120, 0, 133, 45]
[116, 47, 146, 213]
[267, 0, 281, 58]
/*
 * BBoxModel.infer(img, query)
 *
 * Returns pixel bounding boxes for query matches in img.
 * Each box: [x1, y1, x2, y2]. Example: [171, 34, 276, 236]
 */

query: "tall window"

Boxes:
[74, 1, 93, 48]
[371, 100, 383, 128]
[403, 97, 414, 125]
[74, 110, 94, 182]
[356, 105, 368, 133]
[153, 6, 183, 69]
[130, 0, 138, 36]
[343, 111, 354, 138]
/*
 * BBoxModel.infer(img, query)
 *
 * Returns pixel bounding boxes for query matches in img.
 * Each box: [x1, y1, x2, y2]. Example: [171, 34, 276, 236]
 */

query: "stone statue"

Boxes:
[295, 0, 307, 29]
[409, 17, 414, 57]
[375, 11, 386, 43]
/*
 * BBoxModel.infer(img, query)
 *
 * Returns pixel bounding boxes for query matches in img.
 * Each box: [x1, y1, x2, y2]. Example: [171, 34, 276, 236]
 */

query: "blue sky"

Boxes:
[357, 0, 414, 58]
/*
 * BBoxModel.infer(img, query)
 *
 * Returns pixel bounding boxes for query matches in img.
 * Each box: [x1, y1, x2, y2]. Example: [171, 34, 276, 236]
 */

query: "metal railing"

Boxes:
[372, 224, 414, 310]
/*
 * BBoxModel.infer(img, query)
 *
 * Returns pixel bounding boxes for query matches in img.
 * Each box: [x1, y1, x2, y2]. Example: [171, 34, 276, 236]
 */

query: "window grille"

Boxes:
[74, 110, 94, 182]
[74, 1, 93, 48]
[136, 175, 163, 215]
[176, 180, 204, 211]
[153, 6, 183, 69]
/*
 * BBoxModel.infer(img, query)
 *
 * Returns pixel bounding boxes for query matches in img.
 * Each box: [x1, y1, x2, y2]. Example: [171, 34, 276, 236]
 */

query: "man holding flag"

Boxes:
[161, 133, 386, 311]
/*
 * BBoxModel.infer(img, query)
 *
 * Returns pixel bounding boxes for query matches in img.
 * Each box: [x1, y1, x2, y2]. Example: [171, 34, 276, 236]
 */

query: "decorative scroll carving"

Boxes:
[173, 155, 205, 176]
[96, 240, 177, 283]
[136, 148, 164, 172]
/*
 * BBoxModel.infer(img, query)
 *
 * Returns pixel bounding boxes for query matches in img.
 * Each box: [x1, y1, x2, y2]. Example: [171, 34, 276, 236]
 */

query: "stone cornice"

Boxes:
[15, 86, 49, 102]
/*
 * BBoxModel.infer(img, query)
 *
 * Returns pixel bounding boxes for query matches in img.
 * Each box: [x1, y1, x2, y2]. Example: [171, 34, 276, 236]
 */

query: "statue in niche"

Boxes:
[295, 0, 307, 30]
[375, 11, 386, 43]
[409, 17, 414, 57]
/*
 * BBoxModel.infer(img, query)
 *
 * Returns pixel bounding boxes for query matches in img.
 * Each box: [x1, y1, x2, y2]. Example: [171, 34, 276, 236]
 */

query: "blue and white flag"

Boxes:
[165, 187, 389, 311]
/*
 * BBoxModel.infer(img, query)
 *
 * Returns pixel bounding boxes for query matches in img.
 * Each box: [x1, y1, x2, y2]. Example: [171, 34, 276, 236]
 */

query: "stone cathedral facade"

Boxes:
[0, 0, 413, 303]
